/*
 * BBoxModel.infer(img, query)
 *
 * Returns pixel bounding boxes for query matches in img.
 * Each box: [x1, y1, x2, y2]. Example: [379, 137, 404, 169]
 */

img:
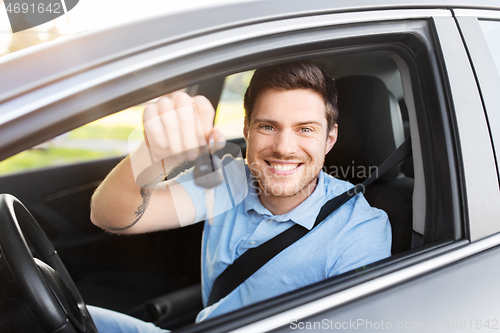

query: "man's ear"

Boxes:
[243, 120, 249, 142]
[325, 124, 338, 155]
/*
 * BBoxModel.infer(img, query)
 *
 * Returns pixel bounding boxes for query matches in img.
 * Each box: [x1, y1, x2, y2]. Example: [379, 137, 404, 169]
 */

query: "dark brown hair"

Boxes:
[243, 61, 338, 132]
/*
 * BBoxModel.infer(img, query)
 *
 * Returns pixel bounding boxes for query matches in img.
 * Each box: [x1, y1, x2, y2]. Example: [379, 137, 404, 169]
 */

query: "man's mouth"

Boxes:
[266, 161, 302, 172]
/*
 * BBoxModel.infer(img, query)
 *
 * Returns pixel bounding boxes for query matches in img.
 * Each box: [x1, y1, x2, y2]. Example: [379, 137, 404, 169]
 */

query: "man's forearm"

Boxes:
[90, 142, 180, 233]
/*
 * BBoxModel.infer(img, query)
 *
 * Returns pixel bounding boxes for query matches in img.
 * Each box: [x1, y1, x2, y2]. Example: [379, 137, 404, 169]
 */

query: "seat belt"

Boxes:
[207, 138, 412, 307]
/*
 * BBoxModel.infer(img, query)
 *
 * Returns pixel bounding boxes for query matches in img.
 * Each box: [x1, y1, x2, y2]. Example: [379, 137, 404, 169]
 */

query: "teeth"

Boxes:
[269, 163, 299, 171]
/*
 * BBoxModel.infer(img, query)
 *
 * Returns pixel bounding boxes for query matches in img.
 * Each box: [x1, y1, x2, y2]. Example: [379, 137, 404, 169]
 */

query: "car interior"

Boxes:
[0, 45, 457, 331]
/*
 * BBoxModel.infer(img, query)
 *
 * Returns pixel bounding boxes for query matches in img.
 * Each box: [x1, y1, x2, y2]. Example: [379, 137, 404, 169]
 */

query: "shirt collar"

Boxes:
[244, 169, 327, 230]
[244, 176, 272, 216]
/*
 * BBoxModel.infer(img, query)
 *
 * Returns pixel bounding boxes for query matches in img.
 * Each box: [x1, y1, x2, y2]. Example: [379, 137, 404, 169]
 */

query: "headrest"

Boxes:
[325, 75, 404, 183]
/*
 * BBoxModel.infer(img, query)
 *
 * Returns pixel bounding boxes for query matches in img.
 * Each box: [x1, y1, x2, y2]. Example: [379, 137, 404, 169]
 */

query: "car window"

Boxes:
[213, 70, 253, 140]
[0, 107, 144, 176]
[479, 20, 500, 76]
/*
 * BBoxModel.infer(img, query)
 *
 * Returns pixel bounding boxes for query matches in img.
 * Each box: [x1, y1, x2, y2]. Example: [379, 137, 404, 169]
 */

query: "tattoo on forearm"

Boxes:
[134, 186, 154, 219]
[103, 175, 163, 232]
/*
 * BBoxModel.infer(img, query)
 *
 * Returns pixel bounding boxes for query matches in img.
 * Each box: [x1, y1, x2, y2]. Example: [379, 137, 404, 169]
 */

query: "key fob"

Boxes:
[193, 153, 223, 188]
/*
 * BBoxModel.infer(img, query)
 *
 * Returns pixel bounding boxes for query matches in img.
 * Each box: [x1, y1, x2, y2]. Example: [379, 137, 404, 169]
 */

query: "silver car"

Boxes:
[0, 0, 499, 332]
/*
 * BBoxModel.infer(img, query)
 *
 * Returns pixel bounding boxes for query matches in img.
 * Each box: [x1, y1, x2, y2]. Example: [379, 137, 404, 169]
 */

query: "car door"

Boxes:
[228, 8, 500, 333]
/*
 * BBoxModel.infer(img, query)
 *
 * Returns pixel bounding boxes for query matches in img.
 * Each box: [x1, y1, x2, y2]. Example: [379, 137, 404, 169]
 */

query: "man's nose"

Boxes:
[272, 130, 298, 156]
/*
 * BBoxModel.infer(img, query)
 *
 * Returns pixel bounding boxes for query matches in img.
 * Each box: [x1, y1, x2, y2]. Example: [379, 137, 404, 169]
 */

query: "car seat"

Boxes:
[325, 75, 414, 254]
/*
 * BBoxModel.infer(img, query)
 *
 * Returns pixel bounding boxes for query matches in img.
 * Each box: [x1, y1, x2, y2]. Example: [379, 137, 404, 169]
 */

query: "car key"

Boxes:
[193, 139, 223, 225]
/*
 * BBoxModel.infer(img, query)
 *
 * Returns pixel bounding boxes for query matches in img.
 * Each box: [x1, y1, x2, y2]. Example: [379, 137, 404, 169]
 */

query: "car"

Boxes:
[1, 0, 500, 332]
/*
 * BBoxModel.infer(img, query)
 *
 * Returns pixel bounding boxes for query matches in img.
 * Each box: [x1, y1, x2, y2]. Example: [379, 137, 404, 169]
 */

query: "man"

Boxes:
[89, 61, 391, 331]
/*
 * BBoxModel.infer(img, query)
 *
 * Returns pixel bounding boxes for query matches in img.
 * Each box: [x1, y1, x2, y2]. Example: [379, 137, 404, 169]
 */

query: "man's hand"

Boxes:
[130, 92, 226, 188]
[143, 92, 225, 165]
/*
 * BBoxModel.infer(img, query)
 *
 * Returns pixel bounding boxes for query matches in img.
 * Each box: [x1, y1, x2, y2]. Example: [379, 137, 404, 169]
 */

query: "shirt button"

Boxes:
[249, 241, 256, 245]
[267, 219, 272, 223]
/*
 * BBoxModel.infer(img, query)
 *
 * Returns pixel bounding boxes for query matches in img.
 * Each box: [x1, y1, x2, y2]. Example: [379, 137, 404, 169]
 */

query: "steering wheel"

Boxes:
[0, 194, 97, 333]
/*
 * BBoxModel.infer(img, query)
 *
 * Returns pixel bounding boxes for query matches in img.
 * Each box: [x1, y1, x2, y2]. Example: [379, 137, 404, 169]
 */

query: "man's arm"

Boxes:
[327, 201, 392, 277]
[90, 92, 224, 234]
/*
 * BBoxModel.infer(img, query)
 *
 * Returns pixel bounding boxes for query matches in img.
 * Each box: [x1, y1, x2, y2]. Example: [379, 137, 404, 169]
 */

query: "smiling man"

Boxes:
[90, 61, 391, 332]
[243, 66, 339, 215]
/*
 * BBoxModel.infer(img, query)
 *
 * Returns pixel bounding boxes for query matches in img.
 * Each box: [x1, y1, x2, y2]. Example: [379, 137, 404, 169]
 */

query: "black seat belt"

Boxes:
[207, 138, 412, 307]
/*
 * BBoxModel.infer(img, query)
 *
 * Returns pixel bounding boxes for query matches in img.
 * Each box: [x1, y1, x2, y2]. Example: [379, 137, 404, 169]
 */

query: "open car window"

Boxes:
[155, 13, 465, 332]
[0, 107, 144, 176]
[214, 71, 253, 141]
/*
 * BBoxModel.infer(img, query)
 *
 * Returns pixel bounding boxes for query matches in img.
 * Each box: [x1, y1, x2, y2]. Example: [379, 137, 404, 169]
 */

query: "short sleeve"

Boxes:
[171, 154, 248, 224]
[328, 197, 392, 277]
[170, 166, 207, 223]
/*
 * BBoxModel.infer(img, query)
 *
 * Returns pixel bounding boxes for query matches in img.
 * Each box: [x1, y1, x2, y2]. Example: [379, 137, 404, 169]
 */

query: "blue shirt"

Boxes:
[173, 155, 391, 322]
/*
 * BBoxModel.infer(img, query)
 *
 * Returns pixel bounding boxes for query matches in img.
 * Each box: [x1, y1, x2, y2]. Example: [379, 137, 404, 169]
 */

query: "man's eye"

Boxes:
[261, 125, 274, 131]
[300, 128, 313, 132]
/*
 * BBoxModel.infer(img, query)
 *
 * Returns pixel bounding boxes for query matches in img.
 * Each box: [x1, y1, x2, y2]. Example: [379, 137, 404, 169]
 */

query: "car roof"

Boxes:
[0, 0, 499, 105]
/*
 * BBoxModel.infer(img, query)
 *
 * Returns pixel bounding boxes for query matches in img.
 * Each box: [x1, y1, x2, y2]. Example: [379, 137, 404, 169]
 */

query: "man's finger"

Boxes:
[161, 107, 182, 157]
[165, 89, 184, 100]
[143, 103, 168, 152]
[210, 128, 226, 152]
[193, 95, 215, 144]
[177, 104, 201, 160]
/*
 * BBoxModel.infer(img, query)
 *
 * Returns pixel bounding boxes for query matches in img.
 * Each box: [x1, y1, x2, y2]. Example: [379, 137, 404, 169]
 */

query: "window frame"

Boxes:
[170, 12, 468, 333]
[446, 10, 500, 241]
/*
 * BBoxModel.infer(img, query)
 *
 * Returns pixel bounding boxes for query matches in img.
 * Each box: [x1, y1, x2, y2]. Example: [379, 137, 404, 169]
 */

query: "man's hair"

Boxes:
[243, 61, 338, 133]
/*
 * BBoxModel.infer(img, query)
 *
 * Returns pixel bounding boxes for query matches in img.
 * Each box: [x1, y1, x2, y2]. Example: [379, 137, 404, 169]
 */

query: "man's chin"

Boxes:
[261, 183, 303, 198]
[263, 175, 319, 197]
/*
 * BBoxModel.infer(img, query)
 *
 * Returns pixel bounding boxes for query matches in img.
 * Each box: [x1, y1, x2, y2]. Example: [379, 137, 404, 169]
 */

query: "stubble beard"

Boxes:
[248, 157, 324, 198]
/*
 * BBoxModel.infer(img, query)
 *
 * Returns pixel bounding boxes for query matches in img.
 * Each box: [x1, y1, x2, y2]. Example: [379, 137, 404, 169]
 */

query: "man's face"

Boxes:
[244, 88, 338, 201]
